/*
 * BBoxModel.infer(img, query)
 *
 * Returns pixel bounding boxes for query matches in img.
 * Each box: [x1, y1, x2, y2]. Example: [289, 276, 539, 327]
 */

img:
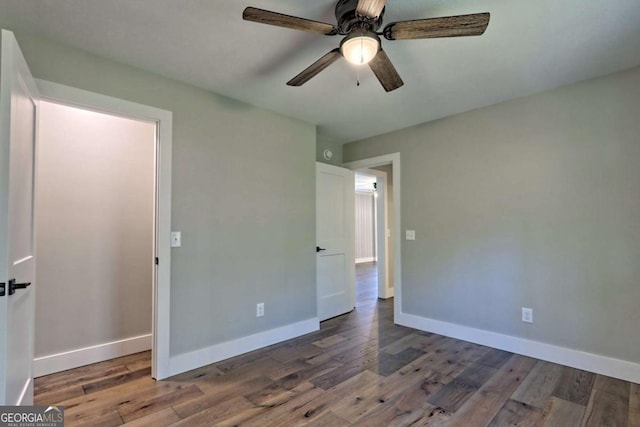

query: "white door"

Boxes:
[316, 162, 355, 321]
[0, 30, 39, 405]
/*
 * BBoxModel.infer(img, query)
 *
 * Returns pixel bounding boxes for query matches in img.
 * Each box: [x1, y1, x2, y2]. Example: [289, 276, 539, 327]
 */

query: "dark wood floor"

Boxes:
[35, 262, 639, 426]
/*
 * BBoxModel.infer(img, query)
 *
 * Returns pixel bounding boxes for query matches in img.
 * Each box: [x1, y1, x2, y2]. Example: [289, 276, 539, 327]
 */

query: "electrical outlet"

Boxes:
[522, 307, 533, 323]
[256, 303, 264, 317]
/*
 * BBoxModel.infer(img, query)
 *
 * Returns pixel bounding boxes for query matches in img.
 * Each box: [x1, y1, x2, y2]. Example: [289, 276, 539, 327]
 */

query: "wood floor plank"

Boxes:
[171, 395, 257, 426]
[476, 348, 514, 369]
[632, 383, 640, 427]
[72, 410, 123, 427]
[270, 343, 325, 364]
[427, 361, 497, 413]
[64, 380, 187, 425]
[305, 333, 371, 366]
[241, 382, 325, 427]
[313, 334, 348, 348]
[119, 384, 203, 423]
[553, 367, 596, 406]
[35, 364, 130, 394]
[370, 347, 426, 377]
[311, 350, 380, 390]
[512, 360, 563, 409]
[631, 383, 640, 411]
[581, 389, 629, 427]
[446, 354, 537, 425]
[120, 407, 180, 427]
[488, 399, 542, 426]
[83, 367, 152, 395]
[125, 358, 152, 374]
[246, 360, 342, 405]
[172, 375, 273, 419]
[166, 363, 224, 384]
[304, 411, 351, 426]
[61, 375, 157, 408]
[330, 364, 426, 422]
[593, 374, 630, 400]
[34, 384, 84, 406]
[265, 370, 381, 426]
[380, 332, 422, 355]
[537, 396, 586, 427]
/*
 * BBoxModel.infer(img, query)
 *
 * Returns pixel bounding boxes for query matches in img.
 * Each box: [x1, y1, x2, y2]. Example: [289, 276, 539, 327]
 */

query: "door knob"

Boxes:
[8, 278, 31, 295]
[316, 246, 327, 253]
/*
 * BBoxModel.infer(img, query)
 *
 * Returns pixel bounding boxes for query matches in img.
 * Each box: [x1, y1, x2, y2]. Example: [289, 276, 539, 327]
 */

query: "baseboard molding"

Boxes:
[34, 334, 152, 378]
[397, 312, 640, 384]
[356, 257, 377, 264]
[168, 318, 319, 377]
[381, 286, 394, 299]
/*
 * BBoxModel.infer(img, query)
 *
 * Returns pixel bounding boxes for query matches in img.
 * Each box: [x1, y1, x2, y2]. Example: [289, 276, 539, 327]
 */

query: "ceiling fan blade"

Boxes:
[287, 49, 343, 87]
[368, 49, 404, 92]
[383, 12, 490, 40]
[243, 7, 338, 35]
[356, 0, 387, 19]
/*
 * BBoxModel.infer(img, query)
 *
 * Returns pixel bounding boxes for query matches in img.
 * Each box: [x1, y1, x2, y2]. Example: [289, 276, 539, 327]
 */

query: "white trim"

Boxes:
[17, 378, 32, 406]
[397, 312, 640, 384]
[34, 80, 172, 380]
[344, 153, 401, 314]
[168, 318, 319, 377]
[356, 257, 377, 264]
[33, 334, 152, 378]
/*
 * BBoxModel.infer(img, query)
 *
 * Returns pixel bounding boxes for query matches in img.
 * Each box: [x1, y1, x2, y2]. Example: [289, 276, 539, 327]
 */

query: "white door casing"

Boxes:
[0, 29, 39, 405]
[316, 162, 355, 321]
[35, 79, 173, 380]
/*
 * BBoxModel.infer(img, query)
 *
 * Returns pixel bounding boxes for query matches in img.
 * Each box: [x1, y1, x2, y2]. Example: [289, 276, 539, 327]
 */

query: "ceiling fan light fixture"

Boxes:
[340, 31, 380, 65]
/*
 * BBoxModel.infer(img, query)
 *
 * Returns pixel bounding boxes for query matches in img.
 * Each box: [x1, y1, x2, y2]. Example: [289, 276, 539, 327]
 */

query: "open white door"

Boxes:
[316, 162, 355, 321]
[0, 30, 39, 405]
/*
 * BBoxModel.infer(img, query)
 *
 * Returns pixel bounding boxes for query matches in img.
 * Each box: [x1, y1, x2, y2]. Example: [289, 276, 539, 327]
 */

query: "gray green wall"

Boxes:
[316, 135, 343, 166]
[5, 29, 317, 359]
[344, 67, 640, 364]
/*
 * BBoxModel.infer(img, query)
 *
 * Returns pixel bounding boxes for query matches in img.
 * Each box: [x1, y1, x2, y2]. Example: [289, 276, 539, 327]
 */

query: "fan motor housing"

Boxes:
[335, 0, 384, 34]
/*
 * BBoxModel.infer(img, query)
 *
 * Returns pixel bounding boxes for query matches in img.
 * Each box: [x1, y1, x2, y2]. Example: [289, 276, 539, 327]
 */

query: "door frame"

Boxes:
[35, 80, 172, 380]
[355, 168, 391, 299]
[343, 153, 401, 321]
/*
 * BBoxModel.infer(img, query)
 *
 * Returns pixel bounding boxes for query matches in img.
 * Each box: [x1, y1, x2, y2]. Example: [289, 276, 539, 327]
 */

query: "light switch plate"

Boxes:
[171, 231, 182, 248]
[406, 230, 416, 240]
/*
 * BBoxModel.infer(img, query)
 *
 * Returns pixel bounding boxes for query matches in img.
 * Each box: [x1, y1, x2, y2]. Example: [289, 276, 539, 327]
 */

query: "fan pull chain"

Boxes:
[357, 67, 360, 87]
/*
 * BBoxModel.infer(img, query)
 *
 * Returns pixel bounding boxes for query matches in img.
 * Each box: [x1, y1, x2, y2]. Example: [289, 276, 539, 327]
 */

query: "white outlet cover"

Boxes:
[522, 307, 533, 323]
[406, 230, 416, 240]
[171, 231, 181, 248]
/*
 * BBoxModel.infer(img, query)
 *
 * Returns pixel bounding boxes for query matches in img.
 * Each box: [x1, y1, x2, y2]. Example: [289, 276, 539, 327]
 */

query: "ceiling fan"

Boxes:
[243, 0, 490, 92]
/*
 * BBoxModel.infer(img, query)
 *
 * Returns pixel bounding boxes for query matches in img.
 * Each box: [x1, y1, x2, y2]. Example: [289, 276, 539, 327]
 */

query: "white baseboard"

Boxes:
[34, 334, 152, 378]
[380, 286, 394, 299]
[356, 257, 377, 264]
[397, 312, 640, 384]
[168, 318, 319, 377]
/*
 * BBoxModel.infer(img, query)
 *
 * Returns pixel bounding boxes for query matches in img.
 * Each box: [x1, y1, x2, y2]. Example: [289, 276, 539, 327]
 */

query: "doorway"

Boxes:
[34, 100, 156, 378]
[354, 167, 393, 301]
[344, 153, 402, 322]
[34, 80, 172, 380]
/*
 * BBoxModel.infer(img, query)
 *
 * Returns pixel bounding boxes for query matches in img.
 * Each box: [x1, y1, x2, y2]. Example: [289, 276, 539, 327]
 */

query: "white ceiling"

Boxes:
[2, 0, 640, 143]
